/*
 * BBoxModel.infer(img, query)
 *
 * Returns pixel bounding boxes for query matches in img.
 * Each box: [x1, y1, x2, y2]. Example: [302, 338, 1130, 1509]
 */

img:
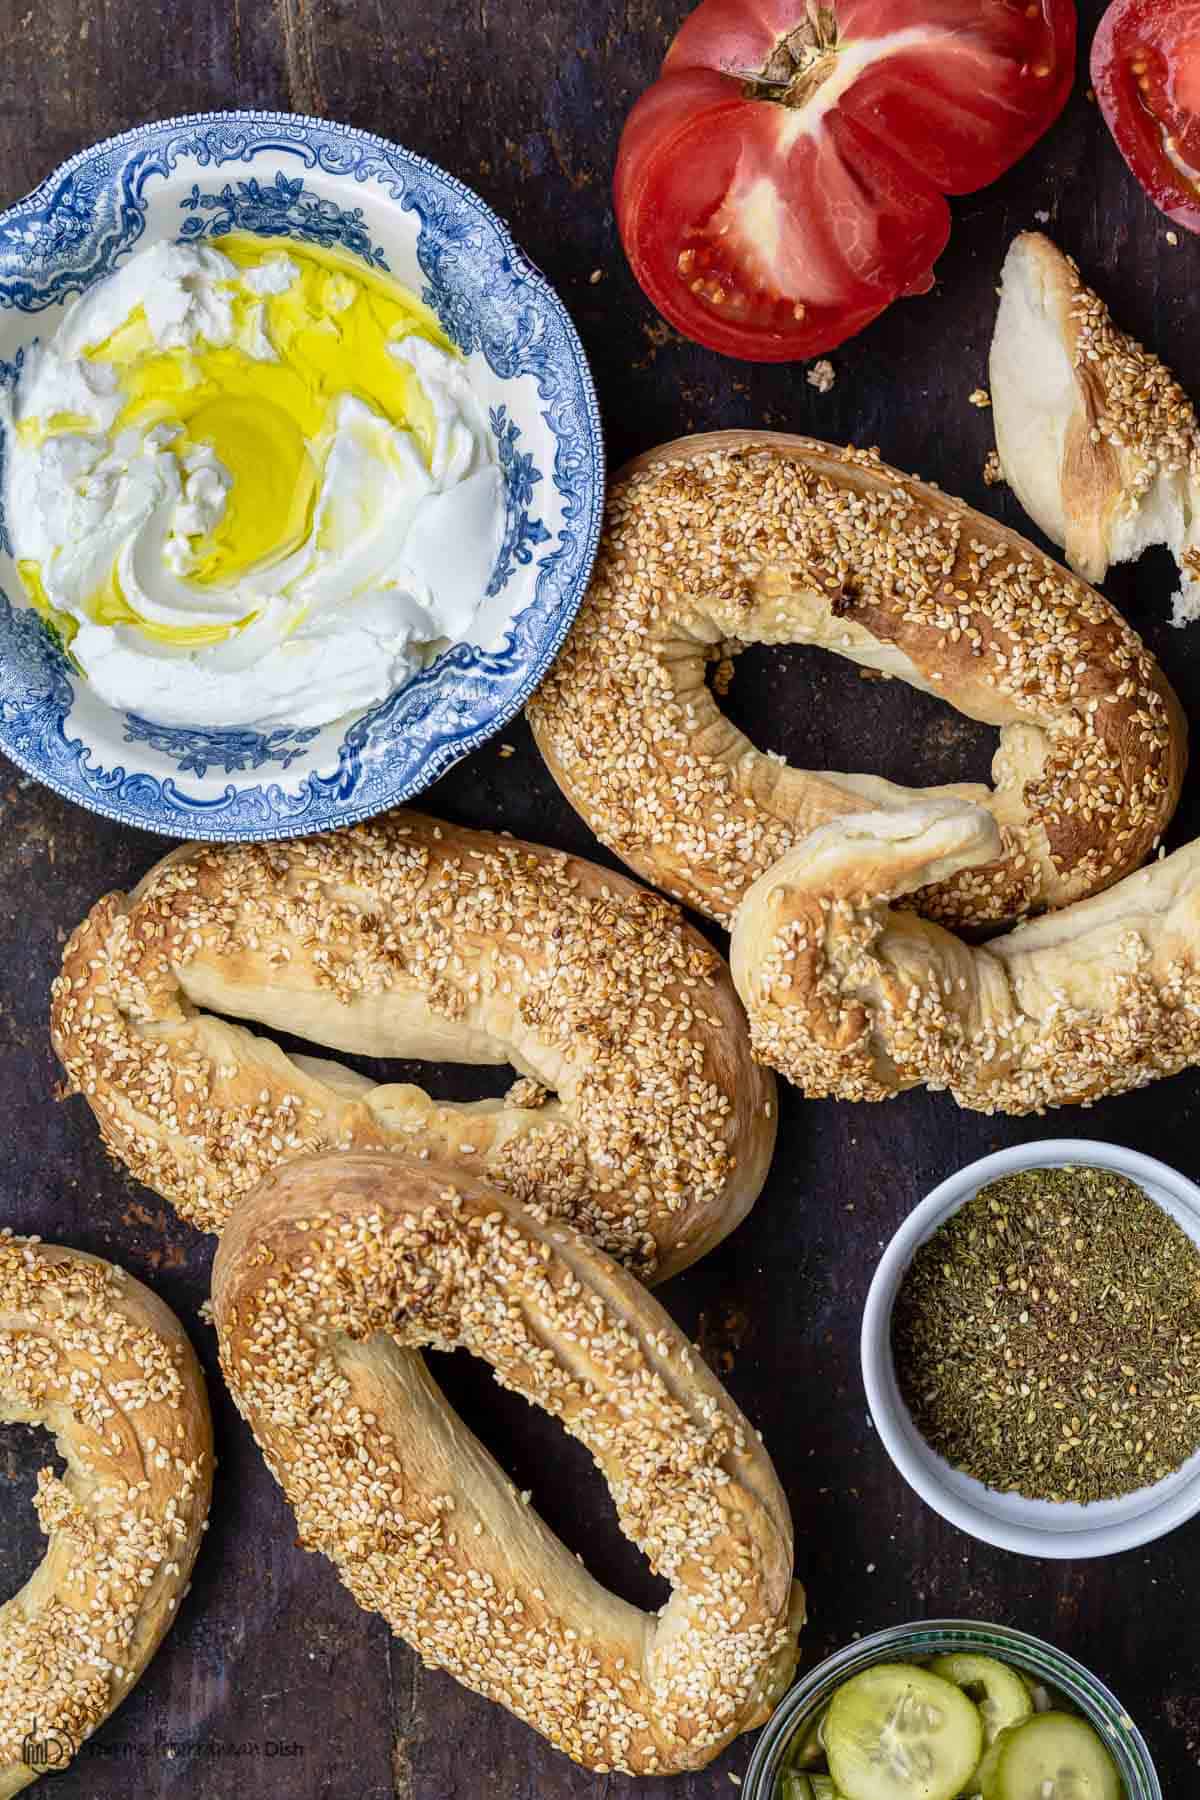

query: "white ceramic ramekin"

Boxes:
[861, 1138, 1200, 1558]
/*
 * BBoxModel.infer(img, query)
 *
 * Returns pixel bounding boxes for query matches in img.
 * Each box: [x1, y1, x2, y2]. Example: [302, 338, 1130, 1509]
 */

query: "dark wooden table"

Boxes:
[2, 2, 1198, 1795]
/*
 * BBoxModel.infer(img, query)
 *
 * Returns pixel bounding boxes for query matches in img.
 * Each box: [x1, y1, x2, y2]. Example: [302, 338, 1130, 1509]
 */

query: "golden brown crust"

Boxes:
[212, 1151, 804, 1775]
[50, 812, 776, 1283]
[0, 1236, 212, 1797]
[731, 798, 1200, 1116]
[527, 432, 1185, 929]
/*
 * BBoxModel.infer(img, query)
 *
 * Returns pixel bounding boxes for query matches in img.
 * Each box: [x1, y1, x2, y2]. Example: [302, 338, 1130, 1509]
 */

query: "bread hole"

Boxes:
[262, 1023, 523, 1107]
[711, 640, 997, 791]
[424, 1347, 671, 1616]
[1112, 546, 1200, 849]
[0, 1423, 66, 1605]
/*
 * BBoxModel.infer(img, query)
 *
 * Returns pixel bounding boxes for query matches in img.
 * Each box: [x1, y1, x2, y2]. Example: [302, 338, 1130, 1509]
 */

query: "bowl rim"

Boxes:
[0, 108, 606, 839]
[861, 1137, 1200, 1559]
[742, 1617, 1162, 1800]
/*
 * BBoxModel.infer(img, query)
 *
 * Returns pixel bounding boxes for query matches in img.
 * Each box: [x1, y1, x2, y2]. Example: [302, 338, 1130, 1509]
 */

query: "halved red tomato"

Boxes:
[1092, 0, 1200, 233]
[616, 0, 1077, 361]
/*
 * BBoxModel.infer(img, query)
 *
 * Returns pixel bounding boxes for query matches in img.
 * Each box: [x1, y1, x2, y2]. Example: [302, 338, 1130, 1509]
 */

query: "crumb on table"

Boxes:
[969, 387, 992, 409]
[807, 359, 835, 393]
[983, 450, 1005, 487]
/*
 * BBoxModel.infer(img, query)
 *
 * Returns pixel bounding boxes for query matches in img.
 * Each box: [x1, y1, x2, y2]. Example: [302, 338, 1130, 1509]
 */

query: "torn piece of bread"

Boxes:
[990, 231, 1200, 625]
[729, 797, 1200, 1114]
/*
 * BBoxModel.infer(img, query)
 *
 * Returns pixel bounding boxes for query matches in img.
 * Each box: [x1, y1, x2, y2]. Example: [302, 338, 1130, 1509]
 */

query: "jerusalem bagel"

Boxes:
[51, 811, 776, 1282]
[730, 797, 1200, 1115]
[990, 231, 1200, 625]
[212, 1150, 806, 1775]
[528, 432, 1185, 928]
[0, 1235, 212, 1798]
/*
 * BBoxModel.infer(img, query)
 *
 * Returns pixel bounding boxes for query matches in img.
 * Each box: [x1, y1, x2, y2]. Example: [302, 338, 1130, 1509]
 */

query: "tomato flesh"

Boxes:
[616, 0, 1077, 361]
[1092, 0, 1200, 234]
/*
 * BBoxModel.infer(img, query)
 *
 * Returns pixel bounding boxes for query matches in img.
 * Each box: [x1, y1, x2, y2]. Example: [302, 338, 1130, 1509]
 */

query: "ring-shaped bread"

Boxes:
[0, 1234, 212, 1797]
[51, 812, 776, 1283]
[212, 1150, 806, 1775]
[527, 431, 1185, 929]
[730, 797, 1200, 1114]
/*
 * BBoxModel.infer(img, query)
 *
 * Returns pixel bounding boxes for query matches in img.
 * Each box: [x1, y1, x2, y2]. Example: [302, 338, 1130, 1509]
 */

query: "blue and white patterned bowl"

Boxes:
[0, 112, 604, 838]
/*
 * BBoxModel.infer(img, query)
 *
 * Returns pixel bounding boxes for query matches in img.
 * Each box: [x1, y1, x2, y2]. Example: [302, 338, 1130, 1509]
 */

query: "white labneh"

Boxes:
[3, 237, 506, 730]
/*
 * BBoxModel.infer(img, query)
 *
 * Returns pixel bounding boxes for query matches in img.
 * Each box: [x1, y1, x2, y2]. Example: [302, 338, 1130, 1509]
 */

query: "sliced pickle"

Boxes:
[779, 1762, 841, 1797]
[977, 1713, 1122, 1800]
[929, 1654, 1033, 1746]
[826, 1663, 984, 1800]
[785, 1708, 830, 1770]
[1018, 1674, 1054, 1715]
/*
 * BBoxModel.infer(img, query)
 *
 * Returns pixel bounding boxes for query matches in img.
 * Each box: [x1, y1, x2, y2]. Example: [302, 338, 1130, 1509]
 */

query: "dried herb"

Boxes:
[891, 1165, 1200, 1503]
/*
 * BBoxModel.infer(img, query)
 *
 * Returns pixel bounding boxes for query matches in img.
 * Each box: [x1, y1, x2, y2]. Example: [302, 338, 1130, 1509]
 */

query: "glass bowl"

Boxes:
[742, 1620, 1161, 1800]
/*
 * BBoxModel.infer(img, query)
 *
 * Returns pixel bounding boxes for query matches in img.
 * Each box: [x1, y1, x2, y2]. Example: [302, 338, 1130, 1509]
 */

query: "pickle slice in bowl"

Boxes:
[784, 1708, 830, 1771]
[929, 1654, 1033, 1746]
[826, 1663, 984, 1800]
[976, 1712, 1122, 1800]
[1020, 1678, 1054, 1715]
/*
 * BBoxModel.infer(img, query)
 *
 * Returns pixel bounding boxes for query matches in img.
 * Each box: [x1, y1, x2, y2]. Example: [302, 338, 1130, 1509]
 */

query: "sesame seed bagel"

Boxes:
[51, 812, 776, 1283]
[527, 432, 1185, 929]
[730, 798, 1200, 1114]
[212, 1151, 806, 1775]
[0, 1234, 212, 1797]
[991, 232, 1200, 622]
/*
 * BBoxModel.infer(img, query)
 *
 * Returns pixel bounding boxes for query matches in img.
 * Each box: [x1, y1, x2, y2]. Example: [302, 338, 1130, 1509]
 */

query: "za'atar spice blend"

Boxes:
[891, 1165, 1200, 1503]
